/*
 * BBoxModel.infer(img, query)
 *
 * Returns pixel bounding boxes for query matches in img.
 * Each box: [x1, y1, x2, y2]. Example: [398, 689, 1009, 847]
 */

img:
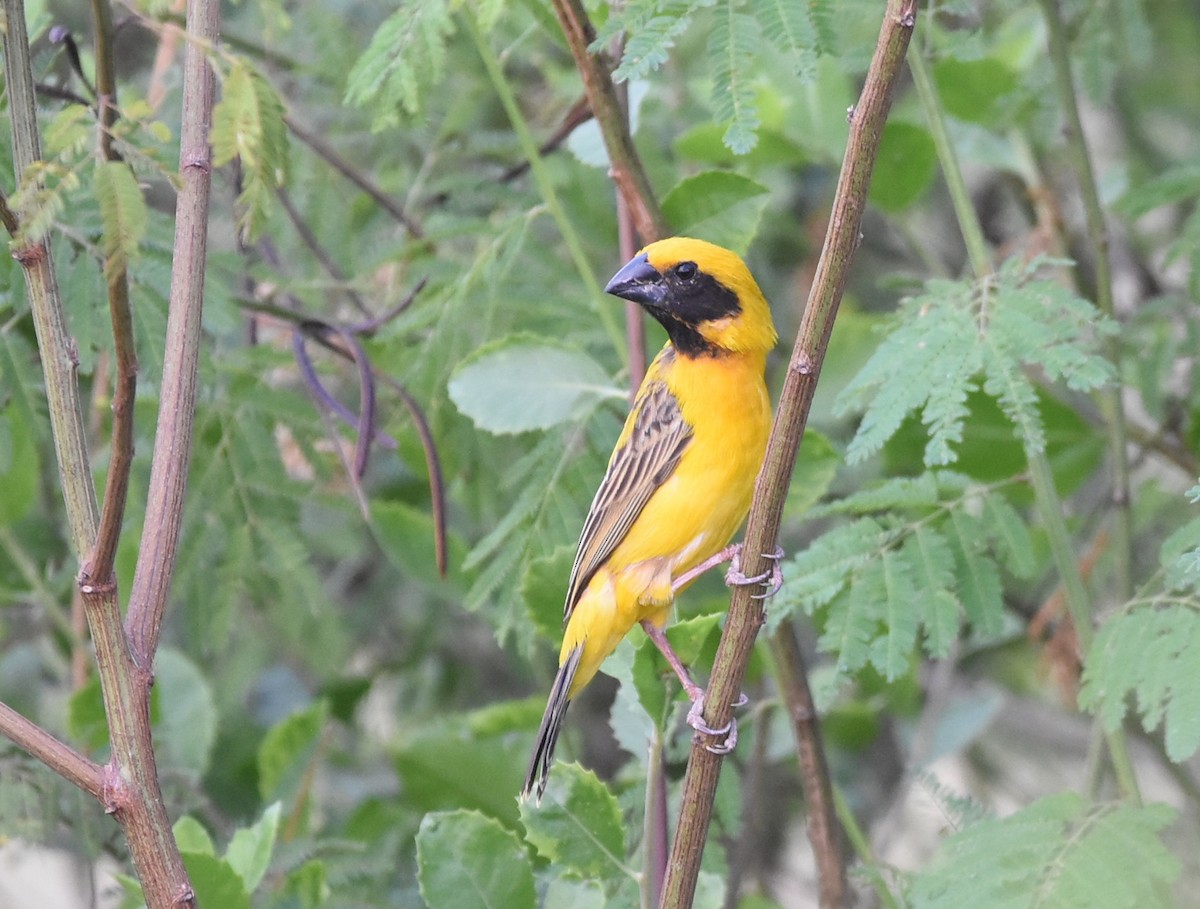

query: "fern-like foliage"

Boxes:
[597, 0, 829, 153]
[837, 256, 1117, 466]
[907, 793, 1179, 909]
[344, 0, 454, 130]
[212, 62, 290, 242]
[775, 473, 1032, 681]
[1080, 484, 1200, 761]
[93, 161, 147, 281]
[462, 412, 617, 650]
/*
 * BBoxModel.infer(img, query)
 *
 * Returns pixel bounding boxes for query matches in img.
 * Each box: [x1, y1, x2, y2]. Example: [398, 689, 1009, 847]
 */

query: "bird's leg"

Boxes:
[726, 545, 786, 600]
[639, 620, 749, 754]
[670, 543, 741, 593]
[671, 543, 786, 600]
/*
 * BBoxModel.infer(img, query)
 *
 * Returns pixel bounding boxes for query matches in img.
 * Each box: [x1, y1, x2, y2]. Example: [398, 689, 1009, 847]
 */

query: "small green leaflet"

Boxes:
[448, 335, 623, 434]
[93, 160, 147, 280]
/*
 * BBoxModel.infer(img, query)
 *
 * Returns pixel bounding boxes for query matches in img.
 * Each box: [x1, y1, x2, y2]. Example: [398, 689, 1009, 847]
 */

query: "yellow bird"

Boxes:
[522, 237, 778, 801]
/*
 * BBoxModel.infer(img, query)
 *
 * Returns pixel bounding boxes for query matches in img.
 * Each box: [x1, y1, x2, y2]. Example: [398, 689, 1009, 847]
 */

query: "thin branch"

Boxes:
[658, 3, 918, 906]
[1037, 0, 1134, 603]
[499, 94, 593, 183]
[613, 72, 646, 397]
[82, 0, 139, 589]
[548, 0, 668, 244]
[769, 626, 847, 907]
[0, 701, 104, 799]
[275, 185, 371, 317]
[284, 114, 425, 239]
[3, 0, 101, 559]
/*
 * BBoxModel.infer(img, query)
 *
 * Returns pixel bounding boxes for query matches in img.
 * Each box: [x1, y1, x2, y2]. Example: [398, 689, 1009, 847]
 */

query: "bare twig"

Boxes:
[284, 114, 425, 239]
[500, 94, 593, 183]
[658, 3, 918, 906]
[548, 0, 668, 244]
[0, 702, 105, 798]
[769, 627, 847, 907]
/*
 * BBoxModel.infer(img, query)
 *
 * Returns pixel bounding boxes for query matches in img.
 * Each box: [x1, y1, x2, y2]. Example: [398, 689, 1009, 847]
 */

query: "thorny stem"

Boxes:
[658, 3, 919, 906]
[1036, 0, 1134, 605]
[464, 11, 627, 363]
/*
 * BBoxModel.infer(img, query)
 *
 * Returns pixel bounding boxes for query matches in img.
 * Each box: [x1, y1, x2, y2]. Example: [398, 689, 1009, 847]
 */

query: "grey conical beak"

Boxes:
[604, 252, 666, 308]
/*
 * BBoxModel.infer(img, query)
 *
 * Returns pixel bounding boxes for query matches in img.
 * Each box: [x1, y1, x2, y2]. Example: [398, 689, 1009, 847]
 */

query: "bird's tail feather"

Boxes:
[521, 644, 583, 802]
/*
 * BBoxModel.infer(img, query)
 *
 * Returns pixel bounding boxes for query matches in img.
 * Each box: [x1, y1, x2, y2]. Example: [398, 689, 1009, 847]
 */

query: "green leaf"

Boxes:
[519, 763, 628, 889]
[180, 853, 251, 909]
[153, 648, 218, 777]
[1115, 161, 1200, 218]
[257, 700, 327, 803]
[0, 408, 37, 526]
[521, 545, 574, 641]
[417, 810, 536, 909]
[631, 613, 722, 721]
[344, 0, 454, 127]
[784, 429, 840, 518]
[395, 707, 532, 829]
[909, 793, 1179, 909]
[92, 160, 147, 280]
[1081, 602, 1200, 761]
[932, 57, 1019, 125]
[67, 677, 108, 753]
[949, 511, 1006, 638]
[225, 802, 281, 892]
[709, 6, 761, 153]
[868, 121, 937, 213]
[173, 816, 215, 856]
[448, 335, 622, 434]
[370, 499, 465, 588]
[605, 0, 711, 82]
[661, 171, 770, 254]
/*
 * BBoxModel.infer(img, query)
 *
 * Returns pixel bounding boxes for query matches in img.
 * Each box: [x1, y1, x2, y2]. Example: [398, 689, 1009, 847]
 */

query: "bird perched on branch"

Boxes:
[522, 237, 779, 802]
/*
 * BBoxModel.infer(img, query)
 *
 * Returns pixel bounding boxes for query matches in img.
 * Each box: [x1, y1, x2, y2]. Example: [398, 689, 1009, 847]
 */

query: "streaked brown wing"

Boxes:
[563, 380, 693, 623]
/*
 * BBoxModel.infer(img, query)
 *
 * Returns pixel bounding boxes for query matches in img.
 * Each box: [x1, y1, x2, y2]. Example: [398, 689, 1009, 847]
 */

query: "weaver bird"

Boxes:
[522, 237, 779, 801]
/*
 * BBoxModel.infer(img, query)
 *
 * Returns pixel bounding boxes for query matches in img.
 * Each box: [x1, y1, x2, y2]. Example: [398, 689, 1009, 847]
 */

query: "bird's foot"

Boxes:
[685, 691, 749, 754]
[725, 545, 785, 600]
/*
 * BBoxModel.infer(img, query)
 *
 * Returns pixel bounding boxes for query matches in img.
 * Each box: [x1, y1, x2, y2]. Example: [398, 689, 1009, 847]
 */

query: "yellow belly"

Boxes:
[561, 347, 771, 695]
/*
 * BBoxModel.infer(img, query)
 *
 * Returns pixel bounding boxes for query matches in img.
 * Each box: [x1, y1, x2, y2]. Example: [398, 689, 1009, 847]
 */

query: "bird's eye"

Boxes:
[675, 261, 697, 281]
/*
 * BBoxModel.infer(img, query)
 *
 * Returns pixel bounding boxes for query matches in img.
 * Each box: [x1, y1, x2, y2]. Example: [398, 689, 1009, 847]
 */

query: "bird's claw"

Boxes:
[686, 693, 747, 754]
[725, 546, 785, 600]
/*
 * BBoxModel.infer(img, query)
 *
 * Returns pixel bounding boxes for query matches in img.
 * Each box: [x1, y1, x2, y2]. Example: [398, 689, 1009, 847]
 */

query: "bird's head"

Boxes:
[604, 237, 777, 358]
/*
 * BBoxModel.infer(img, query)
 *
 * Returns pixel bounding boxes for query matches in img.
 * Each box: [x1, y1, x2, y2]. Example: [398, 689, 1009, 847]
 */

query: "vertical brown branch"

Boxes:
[658, 3, 918, 906]
[548, 0, 668, 244]
[125, 0, 218, 664]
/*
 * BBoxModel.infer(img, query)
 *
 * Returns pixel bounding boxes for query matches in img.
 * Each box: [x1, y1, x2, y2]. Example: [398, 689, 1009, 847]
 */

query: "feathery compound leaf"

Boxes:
[602, 0, 712, 81]
[748, 0, 819, 79]
[1081, 603, 1200, 761]
[345, 0, 454, 128]
[909, 793, 1179, 909]
[709, 4, 762, 154]
[838, 258, 1115, 465]
[212, 62, 290, 241]
[93, 161, 147, 281]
